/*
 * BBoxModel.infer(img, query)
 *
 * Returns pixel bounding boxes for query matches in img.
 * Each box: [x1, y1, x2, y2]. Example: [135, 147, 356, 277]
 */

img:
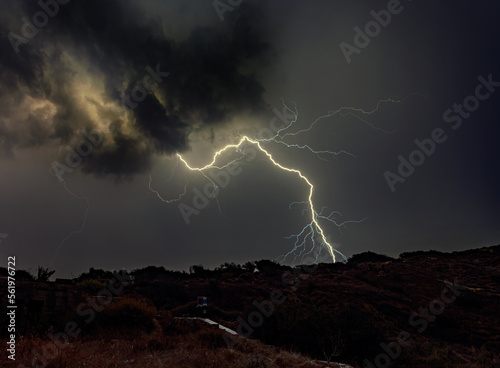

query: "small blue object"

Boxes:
[197, 296, 207, 306]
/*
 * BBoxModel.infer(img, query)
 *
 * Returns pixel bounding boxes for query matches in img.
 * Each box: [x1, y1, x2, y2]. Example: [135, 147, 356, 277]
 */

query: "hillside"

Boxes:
[2, 245, 499, 367]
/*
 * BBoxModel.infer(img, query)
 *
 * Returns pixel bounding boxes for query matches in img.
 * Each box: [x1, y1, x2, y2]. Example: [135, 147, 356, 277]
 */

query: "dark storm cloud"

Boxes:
[1, 0, 272, 176]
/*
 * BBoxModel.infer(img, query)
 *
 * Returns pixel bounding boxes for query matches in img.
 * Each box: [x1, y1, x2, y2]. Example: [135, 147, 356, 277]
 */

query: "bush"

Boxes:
[349, 252, 394, 264]
[247, 355, 268, 368]
[84, 297, 156, 338]
[78, 279, 108, 294]
[196, 328, 228, 350]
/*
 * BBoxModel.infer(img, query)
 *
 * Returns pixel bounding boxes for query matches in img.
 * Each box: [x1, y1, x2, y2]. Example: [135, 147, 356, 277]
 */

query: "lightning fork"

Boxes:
[176, 135, 342, 263]
[159, 98, 411, 263]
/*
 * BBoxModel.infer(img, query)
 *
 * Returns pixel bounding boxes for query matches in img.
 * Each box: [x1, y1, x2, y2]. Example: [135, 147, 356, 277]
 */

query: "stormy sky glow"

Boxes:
[1, 0, 499, 277]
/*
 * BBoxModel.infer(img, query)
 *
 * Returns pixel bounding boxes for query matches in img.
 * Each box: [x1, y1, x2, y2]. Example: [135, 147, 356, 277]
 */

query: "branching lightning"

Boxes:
[149, 172, 188, 204]
[149, 98, 413, 264]
[48, 178, 91, 267]
[44, 97, 416, 267]
[177, 134, 347, 262]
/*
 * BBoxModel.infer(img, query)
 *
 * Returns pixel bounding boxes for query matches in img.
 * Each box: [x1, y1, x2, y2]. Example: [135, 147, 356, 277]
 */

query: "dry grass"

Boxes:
[4, 246, 500, 367]
[6, 326, 347, 368]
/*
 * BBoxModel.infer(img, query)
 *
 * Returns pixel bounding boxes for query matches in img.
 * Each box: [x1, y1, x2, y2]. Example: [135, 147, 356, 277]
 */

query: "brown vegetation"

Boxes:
[7, 317, 344, 368]
[2, 245, 499, 367]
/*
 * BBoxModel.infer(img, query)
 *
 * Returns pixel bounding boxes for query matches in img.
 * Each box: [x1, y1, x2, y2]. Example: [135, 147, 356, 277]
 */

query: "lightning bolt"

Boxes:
[149, 171, 189, 204]
[149, 155, 226, 215]
[177, 133, 368, 263]
[150, 96, 420, 263]
[281, 94, 424, 139]
[281, 98, 399, 138]
[47, 170, 91, 267]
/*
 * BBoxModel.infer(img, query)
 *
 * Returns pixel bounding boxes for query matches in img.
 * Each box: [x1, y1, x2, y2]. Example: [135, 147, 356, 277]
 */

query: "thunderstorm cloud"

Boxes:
[0, 0, 272, 177]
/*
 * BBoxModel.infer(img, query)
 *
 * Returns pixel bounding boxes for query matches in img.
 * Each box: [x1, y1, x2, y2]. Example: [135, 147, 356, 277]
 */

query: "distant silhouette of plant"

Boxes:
[36, 266, 55, 281]
[78, 279, 108, 294]
[190, 264, 206, 276]
[77, 267, 115, 281]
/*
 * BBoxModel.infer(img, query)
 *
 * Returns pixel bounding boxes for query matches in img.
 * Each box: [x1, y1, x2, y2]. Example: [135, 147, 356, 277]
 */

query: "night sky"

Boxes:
[1, 0, 499, 278]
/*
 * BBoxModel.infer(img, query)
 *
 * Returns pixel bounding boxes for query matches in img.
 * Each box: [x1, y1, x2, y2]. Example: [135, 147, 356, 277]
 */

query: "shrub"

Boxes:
[349, 252, 394, 264]
[196, 328, 228, 350]
[84, 297, 156, 338]
[247, 355, 268, 368]
[77, 279, 108, 294]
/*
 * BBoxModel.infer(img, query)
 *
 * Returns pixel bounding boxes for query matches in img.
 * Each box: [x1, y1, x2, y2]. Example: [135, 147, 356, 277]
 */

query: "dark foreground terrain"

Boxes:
[1, 245, 499, 367]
